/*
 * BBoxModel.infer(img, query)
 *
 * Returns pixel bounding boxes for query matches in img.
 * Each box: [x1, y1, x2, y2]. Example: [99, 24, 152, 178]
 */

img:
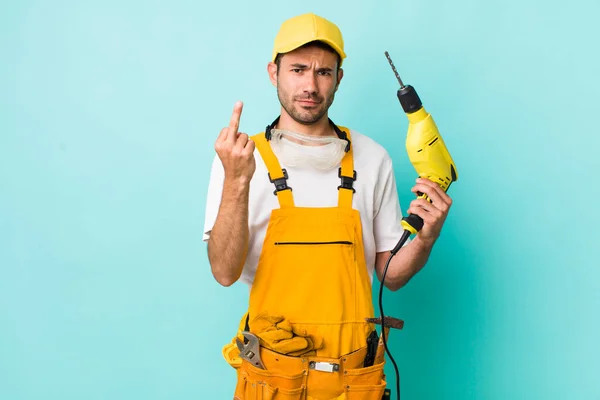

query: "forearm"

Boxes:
[376, 235, 434, 291]
[207, 178, 251, 286]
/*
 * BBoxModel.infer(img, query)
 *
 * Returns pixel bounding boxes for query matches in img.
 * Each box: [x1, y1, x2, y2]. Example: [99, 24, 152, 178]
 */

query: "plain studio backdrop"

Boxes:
[1, 0, 599, 399]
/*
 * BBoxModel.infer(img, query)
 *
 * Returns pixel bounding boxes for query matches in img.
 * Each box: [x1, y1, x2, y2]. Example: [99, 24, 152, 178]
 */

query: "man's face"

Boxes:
[269, 45, 343, 126]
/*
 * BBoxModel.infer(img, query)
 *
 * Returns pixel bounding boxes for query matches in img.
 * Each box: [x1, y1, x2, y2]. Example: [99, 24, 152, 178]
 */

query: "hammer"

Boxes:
[365, 316, 404, 365]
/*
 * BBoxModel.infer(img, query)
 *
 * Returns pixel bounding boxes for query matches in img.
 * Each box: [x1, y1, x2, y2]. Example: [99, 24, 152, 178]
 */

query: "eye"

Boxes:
[291, 68, 302, 73]
[318, 70, 332, 76]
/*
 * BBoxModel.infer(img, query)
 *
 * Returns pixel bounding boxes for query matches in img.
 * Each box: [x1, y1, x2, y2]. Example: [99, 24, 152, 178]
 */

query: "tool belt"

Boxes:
[233, 344, 386, 400]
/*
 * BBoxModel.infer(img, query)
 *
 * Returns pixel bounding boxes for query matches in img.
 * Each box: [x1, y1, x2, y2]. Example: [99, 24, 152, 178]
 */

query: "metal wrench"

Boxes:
[235, 331, 265, 369]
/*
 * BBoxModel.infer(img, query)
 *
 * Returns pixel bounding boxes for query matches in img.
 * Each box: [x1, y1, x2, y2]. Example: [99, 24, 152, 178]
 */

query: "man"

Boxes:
[203, 12, 452, 400]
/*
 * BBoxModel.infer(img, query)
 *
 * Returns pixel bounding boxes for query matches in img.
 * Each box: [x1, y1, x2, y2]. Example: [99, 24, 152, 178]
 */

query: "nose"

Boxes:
[303, 71, 318, 95]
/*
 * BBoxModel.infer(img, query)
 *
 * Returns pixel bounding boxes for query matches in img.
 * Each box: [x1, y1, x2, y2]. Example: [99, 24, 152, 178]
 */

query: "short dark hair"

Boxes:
[274, 40, 341, 70]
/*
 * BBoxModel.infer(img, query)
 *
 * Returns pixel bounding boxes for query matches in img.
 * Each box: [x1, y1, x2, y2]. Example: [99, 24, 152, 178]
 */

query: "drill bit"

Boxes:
[384, 51, 405, 88]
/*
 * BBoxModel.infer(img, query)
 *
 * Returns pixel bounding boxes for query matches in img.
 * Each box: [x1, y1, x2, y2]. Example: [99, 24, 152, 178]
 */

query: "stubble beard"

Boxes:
[277, 86, 335, 126]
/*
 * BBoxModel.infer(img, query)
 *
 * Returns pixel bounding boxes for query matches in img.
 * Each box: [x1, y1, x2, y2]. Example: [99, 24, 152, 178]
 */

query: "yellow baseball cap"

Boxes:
[272, 13, 346, 65]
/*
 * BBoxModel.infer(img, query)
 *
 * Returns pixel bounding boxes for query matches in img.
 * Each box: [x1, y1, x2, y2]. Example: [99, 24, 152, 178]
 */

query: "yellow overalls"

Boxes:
[222, 125, 387, 399]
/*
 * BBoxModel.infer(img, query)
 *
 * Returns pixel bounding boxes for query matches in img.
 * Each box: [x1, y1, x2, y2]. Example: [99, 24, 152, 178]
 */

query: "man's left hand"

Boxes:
[406, 178, 453, 245]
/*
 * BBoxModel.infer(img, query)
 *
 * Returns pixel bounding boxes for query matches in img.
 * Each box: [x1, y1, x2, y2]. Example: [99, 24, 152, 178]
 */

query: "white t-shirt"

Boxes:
[202, 130, 409, 286]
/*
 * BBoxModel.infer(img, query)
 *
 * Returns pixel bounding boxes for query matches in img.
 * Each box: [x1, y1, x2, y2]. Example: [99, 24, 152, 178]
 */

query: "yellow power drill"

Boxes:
[377, 51, 459, 400]
[385, 51, 459, 241]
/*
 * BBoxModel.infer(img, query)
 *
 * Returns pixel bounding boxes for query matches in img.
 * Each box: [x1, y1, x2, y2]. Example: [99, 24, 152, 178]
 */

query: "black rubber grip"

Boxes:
[403, 213, 424, 232]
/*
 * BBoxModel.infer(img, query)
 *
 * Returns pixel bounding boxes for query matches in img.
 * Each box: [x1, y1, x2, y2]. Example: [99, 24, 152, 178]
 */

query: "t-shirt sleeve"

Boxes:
[373, 154, 410, 252]
[202, 154, 224, 242]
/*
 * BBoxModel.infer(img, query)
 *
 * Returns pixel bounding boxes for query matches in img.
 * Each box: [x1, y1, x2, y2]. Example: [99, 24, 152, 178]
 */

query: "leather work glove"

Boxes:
[249, 312, 323, 356]
[222, 312, 252, 368]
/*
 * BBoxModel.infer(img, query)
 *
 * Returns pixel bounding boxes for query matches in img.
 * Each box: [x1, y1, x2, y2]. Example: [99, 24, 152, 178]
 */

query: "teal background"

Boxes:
[1, 0, 599, 398]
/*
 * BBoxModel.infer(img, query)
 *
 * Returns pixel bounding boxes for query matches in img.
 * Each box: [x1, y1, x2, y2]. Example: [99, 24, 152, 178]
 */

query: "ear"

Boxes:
[267, 62, 278, 87]
[335, 68, 344, 91]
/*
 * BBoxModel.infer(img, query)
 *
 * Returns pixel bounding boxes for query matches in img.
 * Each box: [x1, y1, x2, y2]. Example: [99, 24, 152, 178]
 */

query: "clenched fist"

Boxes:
[215, 101, 256, 184]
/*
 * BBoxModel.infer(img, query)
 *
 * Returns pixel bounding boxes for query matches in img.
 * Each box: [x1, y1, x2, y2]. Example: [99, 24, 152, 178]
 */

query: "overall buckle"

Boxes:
[268, 169, 292, 195]
[338, 168, 357, 193]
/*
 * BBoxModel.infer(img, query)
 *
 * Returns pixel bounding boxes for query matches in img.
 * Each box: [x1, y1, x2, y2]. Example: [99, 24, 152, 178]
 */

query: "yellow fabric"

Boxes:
[226, 128, 385, 399]
[253, 134, 294, 208]
[271, 13, 346, 65]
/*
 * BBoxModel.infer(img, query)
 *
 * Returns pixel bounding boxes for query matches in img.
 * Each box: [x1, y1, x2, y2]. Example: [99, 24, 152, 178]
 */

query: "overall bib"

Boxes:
[223, 125, 387, 400]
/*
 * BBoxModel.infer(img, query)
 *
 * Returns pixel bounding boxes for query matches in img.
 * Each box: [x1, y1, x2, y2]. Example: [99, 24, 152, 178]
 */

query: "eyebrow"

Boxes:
[290, 63, 334, 72]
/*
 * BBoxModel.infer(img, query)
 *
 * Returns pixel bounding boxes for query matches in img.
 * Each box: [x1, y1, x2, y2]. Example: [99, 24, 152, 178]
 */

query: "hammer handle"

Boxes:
[374, 326, 390, 365]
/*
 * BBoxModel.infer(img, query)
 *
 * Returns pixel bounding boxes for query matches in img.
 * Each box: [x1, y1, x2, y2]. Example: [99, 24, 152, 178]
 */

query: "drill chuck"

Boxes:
[397, 85, 422, 114]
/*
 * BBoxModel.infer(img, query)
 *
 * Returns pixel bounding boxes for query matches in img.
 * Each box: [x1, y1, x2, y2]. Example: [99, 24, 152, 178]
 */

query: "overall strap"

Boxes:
[251, 133, 295, 208]
[337, 127, 356, 209]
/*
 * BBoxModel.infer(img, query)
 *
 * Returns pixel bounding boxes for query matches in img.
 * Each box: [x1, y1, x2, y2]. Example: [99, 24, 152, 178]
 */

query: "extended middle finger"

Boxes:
[227, 101, 243, 143]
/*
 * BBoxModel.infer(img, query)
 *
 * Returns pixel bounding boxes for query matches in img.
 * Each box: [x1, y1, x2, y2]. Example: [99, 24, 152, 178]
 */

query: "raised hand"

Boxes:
[214, 101, 256, 184]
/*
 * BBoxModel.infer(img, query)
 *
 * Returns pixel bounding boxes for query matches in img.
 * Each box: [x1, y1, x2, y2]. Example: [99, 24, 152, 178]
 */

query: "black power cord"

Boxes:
[378, 229, 411, 400]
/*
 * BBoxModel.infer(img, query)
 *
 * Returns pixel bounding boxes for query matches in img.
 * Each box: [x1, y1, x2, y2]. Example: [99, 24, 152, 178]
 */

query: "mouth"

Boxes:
[296, 99, 321, 106]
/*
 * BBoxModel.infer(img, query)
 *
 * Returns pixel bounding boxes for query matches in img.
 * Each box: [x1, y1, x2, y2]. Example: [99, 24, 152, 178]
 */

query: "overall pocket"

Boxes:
[236, 359, 306, 400]
[267, 237, 361, 359]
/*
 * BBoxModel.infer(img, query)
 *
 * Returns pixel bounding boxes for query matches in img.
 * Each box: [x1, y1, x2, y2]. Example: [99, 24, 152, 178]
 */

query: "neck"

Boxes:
[276, 110, 335, 137]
